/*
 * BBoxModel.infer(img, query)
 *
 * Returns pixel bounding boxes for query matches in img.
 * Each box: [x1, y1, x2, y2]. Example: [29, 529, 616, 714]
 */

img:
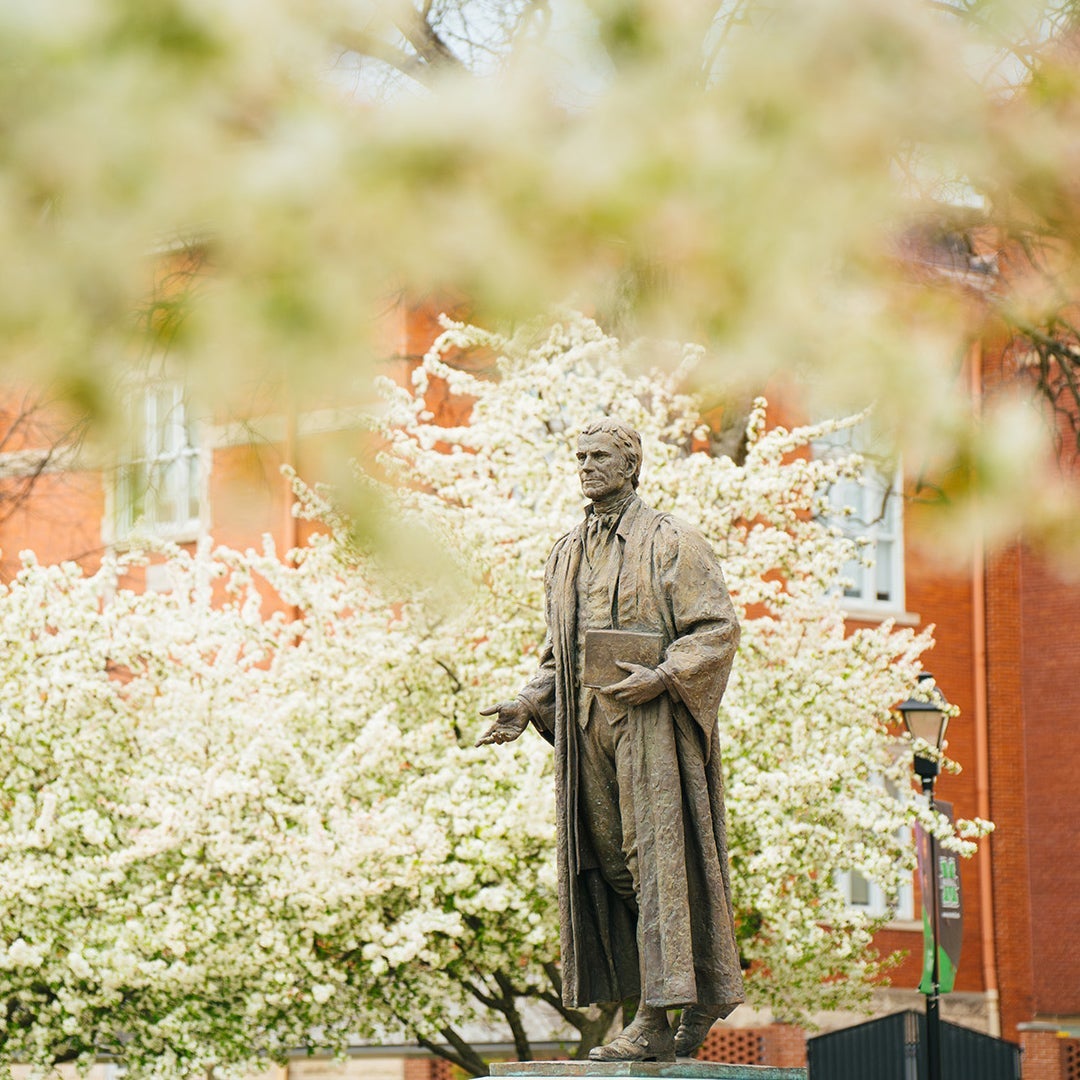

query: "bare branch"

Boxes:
[926, 0, 1041, 74]
[386, 0, 468, 73]
[702, 0, 754, 81]
[336, 27, 442, 87]
[0, 393, 89, 528]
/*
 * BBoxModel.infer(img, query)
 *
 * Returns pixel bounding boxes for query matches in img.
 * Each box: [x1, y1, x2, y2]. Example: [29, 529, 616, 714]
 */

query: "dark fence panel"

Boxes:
[939, 1016, 1022, 1080]
[807, 1012, 917, 1080]
[807, 1010, 1021, 1080]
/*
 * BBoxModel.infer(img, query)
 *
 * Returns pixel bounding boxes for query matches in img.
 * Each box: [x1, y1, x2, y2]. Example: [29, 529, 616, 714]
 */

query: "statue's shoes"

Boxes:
[588, 1024, 675, 1063]
[674, 1006, 723, 1057]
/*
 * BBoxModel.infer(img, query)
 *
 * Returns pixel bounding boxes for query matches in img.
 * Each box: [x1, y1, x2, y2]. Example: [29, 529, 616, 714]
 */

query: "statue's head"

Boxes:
[577, 418, 642, 501]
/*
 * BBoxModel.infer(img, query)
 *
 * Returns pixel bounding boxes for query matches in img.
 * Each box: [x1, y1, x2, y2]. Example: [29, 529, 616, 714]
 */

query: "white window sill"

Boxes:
[845, 911, 919, 929]
[106, 523, 205, 549]
[840, 603, 921, 627]
[883, 918, 922, 932]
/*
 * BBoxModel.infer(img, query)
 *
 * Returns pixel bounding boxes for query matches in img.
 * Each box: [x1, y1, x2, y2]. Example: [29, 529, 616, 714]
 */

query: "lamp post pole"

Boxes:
[915, 754, 943, 1080]
[898, 672, 952, 1080]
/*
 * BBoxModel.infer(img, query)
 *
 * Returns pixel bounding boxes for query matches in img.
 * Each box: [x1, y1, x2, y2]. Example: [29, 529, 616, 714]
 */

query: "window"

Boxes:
[113, 382, 205, 540]
[815, 423, 904, 610]
[838, 864, 914, 922]
[837, 768, 916, 923]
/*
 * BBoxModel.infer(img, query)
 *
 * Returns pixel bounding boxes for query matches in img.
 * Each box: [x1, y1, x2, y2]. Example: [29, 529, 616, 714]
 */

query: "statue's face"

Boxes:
[576, 431, 634, 502]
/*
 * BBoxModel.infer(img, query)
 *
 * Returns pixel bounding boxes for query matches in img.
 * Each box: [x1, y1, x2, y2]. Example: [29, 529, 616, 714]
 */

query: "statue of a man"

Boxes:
[477, 418, 744, 1063]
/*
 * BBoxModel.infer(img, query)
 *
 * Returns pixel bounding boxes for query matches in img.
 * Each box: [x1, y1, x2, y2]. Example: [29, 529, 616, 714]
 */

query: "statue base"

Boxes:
[490, 1063, 805, 1080]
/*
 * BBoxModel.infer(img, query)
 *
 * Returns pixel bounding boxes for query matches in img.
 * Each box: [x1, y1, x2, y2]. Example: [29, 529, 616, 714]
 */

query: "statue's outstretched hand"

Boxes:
[476, 699, 531, 747]
[600, 661, 665, 706]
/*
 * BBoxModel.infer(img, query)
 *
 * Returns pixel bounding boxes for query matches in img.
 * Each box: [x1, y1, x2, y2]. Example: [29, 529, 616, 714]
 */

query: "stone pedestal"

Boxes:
[490, 1063, 806, 1080]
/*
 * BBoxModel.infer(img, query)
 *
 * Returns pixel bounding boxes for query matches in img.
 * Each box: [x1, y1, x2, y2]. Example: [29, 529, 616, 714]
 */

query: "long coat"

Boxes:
[519, 496, 745, 1013]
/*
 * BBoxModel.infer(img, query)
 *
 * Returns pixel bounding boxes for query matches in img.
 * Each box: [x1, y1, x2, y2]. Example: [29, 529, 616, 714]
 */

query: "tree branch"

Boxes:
[537, 965, 589, 1030]
[542, 960, 562, 997]
[572, 1002, 621, 1059]
[335, 28, 442, 87]
[438, 1024, 490, 1077]
[463, 977, 502, 1011]
[493, 972, 533, 1061]
[537, 962, 617, 1055]
[0, 393, 88, 526]
[434, 657, 463, 693]
[925, 0, 1040, 74]
[414, 1029, 487, 1078]
[386, 0, 467, 74]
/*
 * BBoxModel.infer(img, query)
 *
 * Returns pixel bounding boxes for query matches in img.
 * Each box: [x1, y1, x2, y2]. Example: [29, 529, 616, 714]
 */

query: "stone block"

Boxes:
[489, 1062, 806, 1080]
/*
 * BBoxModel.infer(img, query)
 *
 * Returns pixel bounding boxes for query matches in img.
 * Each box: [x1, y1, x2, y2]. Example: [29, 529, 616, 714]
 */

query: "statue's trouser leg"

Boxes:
[578, 702, 638, 908]
[579, 705, 672, 1052]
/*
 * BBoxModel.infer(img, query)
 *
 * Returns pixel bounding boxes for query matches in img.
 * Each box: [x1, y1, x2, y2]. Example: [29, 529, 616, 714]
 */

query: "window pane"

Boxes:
[848, 871, 872, 907]
[187, 453, 201, 521]
[114, 383, 202, 538]
[875, 538, 894, 602]
[842, 556, 863, 599]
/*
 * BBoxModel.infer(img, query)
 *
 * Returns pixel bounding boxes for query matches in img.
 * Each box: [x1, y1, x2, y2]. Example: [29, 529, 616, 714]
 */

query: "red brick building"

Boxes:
[1, 297, 1077, 1078]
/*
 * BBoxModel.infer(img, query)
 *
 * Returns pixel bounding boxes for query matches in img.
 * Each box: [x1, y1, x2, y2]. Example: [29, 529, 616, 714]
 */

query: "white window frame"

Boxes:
[838, 850, 915, 923]
[815, 423, 906, 614]
[109, 380, 208, 544]
[836, 765, 917, 925]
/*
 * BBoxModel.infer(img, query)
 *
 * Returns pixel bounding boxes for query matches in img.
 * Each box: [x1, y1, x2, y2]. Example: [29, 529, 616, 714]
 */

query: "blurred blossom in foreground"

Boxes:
[1, 0, 1079, 559]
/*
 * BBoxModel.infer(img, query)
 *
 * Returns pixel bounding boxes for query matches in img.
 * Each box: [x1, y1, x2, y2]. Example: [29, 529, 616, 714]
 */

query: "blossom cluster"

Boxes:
[0, 313, 989, 1077]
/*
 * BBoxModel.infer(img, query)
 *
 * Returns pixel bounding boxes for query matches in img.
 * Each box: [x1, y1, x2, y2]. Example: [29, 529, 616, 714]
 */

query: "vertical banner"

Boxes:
[915, 800, 963, 994]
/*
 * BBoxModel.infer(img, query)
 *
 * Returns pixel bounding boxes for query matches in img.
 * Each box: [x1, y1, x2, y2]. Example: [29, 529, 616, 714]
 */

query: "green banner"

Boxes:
[915, 800, 962, 995]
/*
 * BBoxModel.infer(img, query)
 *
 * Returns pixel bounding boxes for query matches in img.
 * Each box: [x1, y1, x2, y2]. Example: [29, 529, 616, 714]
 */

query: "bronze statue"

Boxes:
[477, 418, 744, 1063]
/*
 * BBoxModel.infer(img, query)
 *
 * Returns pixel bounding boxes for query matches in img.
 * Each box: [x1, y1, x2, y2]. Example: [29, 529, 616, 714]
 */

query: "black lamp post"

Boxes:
[897, 672, 952, 1080]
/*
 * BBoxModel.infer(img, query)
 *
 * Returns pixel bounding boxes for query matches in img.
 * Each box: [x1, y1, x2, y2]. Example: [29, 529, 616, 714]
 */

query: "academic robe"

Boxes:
[518, 496, 745, 1012]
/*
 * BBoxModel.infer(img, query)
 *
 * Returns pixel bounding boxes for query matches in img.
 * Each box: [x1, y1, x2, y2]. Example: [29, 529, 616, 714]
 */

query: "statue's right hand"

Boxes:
[476, 699, 531, 747]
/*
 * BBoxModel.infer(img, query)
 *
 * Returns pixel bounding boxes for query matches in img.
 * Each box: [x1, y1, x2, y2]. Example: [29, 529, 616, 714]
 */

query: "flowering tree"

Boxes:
[0, 315, 988, 1078]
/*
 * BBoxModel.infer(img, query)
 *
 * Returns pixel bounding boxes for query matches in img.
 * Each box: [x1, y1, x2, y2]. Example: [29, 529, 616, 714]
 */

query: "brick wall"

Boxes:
[1016, 553, 1080, 1018]
[1018, 1028, 1080, 1080]
[697, 1024, 807, 1068]
[975, 320, 1080, 1037]
[698, 1026, 764, 1064]
[982, 543, 1080, 1034]
[985, 545, 1036, 1038]
[1066, 1037, 1080, 1080]
[760, 1024, 809, 1068]
[0, 468, 105, 580]
[402, 1058, 455, 1080]
[903, 524, 988, 1000]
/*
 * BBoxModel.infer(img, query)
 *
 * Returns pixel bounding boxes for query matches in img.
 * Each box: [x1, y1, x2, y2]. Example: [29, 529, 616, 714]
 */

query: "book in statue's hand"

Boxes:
[583, 629, 665, 689]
